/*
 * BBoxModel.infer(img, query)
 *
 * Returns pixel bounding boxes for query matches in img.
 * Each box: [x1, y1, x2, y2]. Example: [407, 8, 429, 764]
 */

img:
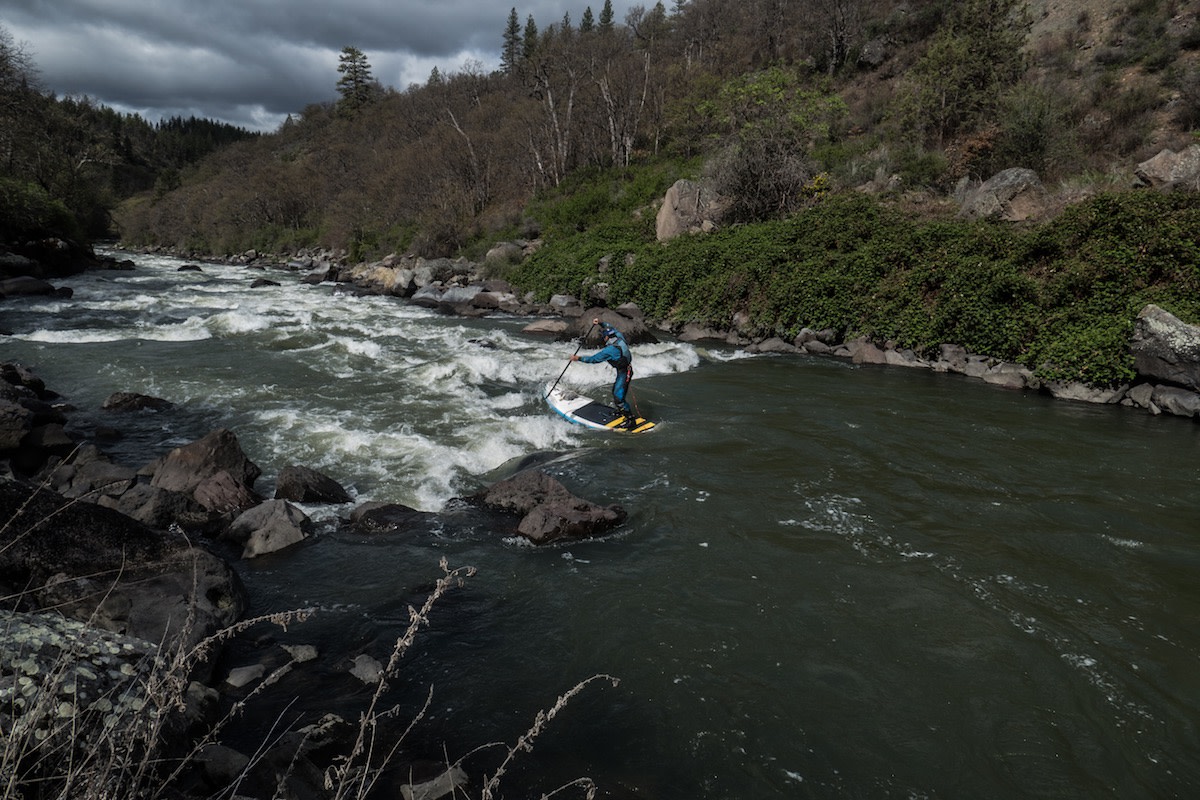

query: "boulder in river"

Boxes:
[471, 469, 627, 545]
[146, 428, 263, 513]
[274, 464, 353, 504]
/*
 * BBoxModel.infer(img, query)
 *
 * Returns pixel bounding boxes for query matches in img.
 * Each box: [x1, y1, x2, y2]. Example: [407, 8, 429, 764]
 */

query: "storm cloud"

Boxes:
[4, 0, 639, 131]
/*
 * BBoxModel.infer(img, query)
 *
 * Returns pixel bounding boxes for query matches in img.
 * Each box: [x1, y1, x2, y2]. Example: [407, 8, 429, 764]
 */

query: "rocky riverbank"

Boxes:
[289, 243, 1200, 422]
[74, 239, 1200, 420]
[0, 355, 630, 800]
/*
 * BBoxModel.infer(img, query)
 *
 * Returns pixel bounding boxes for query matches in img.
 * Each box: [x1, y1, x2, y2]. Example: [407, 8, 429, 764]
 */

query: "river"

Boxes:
[2, 251, 1198, 799]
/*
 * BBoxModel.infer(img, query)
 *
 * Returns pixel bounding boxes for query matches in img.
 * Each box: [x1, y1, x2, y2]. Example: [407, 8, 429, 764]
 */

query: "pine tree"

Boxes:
[501, 8, 521, 74]
[523, 14, 540, 60]
[581, 6, 595, 32]
[599, 0, 615, 33]
[336, 46, 377, 112]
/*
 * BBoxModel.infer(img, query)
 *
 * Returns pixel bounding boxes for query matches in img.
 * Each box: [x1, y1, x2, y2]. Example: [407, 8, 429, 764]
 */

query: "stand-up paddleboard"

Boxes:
[545, 383, 656, 434]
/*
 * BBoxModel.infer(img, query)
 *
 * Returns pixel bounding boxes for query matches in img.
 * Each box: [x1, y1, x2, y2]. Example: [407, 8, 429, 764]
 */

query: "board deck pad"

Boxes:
[545, 383, 656, 434]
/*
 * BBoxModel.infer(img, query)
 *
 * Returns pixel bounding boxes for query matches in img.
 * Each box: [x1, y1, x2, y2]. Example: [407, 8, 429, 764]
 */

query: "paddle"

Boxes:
[546, 321, 596, 397]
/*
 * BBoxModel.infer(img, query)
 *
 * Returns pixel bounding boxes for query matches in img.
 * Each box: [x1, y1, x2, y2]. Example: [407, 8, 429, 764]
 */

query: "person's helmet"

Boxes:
[601, 324, 619, 340]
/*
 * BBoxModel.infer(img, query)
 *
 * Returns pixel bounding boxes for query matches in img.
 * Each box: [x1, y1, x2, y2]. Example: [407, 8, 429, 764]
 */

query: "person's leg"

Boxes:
[613, 368, 634, 421]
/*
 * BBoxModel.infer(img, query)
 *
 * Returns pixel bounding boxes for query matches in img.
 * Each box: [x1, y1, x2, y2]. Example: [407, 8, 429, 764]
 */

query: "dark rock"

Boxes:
[97, 481, 217, 533]
[250, 278, 280, 288]
[0, 276, 58, 296]
[342, 501, 433, 535]
[274, 464, 353, 504]
[147, 428, 262, 499]
[0, 477, 246, 648]
[0, 399, 32, 450]
[102, 391, 175, 412]
[47, 449, 137, 500]
[472, 469, 626, 545]
[2, 362, 46, 394]
[193, 469, 263, 514]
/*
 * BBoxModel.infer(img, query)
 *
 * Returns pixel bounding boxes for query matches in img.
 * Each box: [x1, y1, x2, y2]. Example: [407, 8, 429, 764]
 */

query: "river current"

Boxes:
[2, 251, 1198, 799]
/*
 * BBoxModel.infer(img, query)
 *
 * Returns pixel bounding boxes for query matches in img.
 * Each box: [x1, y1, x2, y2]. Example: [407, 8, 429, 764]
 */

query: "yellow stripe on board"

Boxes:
[605, 417, 655, 433]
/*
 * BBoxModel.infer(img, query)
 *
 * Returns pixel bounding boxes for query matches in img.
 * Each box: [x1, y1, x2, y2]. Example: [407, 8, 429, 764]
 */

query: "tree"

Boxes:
[0, 25, 38, 177]
[523, 15, 540, 61]
[336, 46, 379, 112]
[501, 8, 522, 74]
[812, 0, 864, 75]
[896, 0, 1031, 147]
[581, 7, 596, 33]
[599, 0, 615, 33]
[701, 66, 846, 222]
[628, 2, 671, 50]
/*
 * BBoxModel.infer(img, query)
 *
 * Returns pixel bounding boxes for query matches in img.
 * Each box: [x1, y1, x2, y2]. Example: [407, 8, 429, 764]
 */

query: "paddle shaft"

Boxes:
[547, 322, 596, 396]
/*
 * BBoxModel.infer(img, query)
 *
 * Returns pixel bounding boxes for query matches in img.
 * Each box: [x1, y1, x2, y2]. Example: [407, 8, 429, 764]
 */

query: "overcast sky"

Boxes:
[4, 0, 641, 132]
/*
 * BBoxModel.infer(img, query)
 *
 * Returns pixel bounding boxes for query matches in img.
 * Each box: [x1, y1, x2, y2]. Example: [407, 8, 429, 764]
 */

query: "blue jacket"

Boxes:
[582, 337, 631, 370]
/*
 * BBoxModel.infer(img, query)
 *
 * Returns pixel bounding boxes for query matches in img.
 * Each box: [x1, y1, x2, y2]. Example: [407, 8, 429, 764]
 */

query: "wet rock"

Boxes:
[0, 276, 58, 296]
[472, 469, 627, 545]
[102, 391, 175, 412]
[341, 501, 434, 535]
[274, 464, 353, 504]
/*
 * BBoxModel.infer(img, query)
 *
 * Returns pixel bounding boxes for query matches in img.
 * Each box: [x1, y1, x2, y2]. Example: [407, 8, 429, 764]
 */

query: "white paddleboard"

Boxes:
[544, 382, 656, 434]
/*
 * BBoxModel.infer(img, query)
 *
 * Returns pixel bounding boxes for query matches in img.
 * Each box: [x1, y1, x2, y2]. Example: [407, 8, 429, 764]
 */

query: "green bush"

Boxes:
[519, 181, 1200, 388]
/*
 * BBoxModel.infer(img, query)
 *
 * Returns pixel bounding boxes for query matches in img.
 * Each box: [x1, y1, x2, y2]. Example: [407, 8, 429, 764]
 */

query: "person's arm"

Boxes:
[576, 345, 617, 364]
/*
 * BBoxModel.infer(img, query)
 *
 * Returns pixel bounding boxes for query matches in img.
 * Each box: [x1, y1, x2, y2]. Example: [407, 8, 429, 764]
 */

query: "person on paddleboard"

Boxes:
[572, 318, 635, 428]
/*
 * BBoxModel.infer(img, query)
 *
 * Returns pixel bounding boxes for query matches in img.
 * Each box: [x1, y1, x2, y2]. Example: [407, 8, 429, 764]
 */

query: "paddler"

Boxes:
[571, 318, 635, 428]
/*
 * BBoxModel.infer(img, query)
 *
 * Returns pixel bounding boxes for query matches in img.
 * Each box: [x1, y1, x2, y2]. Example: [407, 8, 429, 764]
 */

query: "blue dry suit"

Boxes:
[581, 327, 634, 417]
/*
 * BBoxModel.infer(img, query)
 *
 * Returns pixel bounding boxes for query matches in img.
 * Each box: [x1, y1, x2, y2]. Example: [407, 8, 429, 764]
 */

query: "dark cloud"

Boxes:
[5, 0, 639, 131]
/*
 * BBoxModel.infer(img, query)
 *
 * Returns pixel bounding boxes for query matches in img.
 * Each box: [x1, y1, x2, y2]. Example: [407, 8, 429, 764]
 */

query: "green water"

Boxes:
[2, 253, 1198, 798]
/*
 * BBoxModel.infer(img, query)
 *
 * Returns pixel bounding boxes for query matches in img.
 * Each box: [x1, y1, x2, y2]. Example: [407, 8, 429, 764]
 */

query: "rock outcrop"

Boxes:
[1134, 144, 1200, 191]
[655, 178, 729, 241]
[0, 477, 245, 649]
[958, 167, 1047, 221]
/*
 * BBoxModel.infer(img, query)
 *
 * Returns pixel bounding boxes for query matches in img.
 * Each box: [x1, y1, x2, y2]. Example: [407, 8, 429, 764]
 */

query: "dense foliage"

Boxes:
[510, 181, 1200, 387]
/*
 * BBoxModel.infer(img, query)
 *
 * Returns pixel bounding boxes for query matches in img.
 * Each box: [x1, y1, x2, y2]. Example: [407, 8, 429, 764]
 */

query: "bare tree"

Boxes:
[812, 0, 864, 75]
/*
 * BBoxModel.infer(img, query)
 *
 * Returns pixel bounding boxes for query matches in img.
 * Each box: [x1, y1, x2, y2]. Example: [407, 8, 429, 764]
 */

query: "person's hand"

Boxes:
[592, 317, 601, 325]
[570, 354, 580, 361]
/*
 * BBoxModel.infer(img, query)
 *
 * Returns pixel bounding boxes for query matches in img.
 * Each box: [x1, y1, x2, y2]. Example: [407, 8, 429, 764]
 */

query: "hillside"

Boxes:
[98, 0, 1200, 261]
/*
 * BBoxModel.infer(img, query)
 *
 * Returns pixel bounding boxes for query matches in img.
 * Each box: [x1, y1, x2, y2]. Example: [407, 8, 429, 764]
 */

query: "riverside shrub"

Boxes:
[519, 185, 1200, 388]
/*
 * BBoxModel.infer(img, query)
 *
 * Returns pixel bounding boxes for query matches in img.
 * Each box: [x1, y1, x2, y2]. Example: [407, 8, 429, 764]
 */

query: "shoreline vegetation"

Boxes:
[119, 186, 1200, 423]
